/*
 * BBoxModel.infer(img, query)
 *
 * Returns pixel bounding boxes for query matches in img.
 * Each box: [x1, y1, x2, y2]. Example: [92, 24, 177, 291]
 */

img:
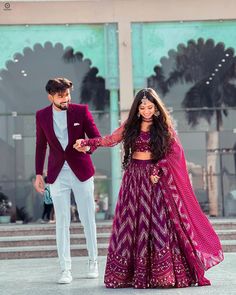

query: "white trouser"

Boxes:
[49, 167, 97, 271]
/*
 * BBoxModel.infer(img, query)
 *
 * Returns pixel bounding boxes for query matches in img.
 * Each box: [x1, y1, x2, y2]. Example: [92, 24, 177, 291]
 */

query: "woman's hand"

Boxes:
[150, 174, 160, 184]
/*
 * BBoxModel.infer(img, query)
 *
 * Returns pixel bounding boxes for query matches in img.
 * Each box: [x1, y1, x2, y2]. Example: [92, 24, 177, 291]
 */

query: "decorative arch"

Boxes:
[63, 48, 110, 111]
[0, 42, 109, 113]
[147, 38, 236, 129]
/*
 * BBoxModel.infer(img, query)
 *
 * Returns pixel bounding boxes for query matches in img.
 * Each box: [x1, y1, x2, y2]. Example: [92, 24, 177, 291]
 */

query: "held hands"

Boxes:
[73, 139, 89, 153]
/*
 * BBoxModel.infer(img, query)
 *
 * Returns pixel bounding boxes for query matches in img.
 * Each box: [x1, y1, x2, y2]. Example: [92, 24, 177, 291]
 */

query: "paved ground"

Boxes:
[0, 254, 236, 295]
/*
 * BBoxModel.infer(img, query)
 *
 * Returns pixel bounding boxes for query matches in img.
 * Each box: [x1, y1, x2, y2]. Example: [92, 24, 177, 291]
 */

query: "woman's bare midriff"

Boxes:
[132, 151, 152, 160]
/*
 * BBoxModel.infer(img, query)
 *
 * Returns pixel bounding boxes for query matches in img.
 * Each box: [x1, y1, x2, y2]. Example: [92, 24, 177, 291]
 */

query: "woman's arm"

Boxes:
[150, 130, 177, 184]
[150, 160, 167, 184]
[74, 122, 125, 149]
[150, 129, 184, 184]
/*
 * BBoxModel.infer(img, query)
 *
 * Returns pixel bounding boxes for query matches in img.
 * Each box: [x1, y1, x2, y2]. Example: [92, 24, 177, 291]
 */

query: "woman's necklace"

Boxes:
[141, 120, 152, 132]
[142, 117, 153, 122]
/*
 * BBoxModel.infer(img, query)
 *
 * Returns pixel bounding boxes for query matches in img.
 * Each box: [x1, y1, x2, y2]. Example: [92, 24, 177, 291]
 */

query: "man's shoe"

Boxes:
[87, 260, 99, 278]
[58, 270, 73, 284]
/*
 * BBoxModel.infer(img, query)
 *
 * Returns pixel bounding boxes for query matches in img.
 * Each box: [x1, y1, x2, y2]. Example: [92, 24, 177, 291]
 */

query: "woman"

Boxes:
[74, 88, 223, 289]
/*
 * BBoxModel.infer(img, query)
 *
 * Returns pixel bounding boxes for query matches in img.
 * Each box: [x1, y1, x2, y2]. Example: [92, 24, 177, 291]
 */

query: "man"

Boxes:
[34, 77, 100, 284]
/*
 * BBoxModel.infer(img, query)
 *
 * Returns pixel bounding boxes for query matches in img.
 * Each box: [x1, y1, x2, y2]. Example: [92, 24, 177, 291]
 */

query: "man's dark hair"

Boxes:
[45, 78, 73, 95]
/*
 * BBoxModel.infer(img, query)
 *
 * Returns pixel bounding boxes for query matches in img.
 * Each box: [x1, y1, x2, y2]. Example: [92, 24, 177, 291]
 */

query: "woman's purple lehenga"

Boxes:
[81, 125, 224, 289]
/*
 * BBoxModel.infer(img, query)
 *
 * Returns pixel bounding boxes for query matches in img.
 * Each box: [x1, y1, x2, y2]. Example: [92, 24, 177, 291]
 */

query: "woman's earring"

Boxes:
[154, 110, 160, 117]
[137, 112, 140, 118]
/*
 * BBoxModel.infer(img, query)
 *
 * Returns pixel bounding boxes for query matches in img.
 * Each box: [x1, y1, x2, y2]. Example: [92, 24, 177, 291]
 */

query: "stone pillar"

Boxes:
[105, 24, 122, 215]
[117, 20, 133, 122]
[207, 131, 219, 216]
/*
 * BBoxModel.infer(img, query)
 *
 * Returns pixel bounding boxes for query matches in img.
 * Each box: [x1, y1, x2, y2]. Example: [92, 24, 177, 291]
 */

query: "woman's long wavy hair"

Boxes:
[122, 88, 174, 169]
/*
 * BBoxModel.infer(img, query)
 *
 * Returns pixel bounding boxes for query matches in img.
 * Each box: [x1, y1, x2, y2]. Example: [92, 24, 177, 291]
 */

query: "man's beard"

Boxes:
[53, 101, 69, 110]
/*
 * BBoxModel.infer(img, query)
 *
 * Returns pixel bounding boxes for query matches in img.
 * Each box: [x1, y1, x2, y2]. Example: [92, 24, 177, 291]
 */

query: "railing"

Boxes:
[0, 107, 235, 220]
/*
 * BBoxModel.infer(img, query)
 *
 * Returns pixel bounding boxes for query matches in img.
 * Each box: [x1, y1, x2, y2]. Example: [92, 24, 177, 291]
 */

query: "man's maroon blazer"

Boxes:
[35, 103, 101, 184]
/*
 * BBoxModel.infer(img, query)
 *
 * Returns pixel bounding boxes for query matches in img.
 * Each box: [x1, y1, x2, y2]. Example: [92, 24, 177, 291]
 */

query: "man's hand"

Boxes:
[73, 139, 84, 149]
[34, 175, 45, 194]
[73, 145, 90, 153]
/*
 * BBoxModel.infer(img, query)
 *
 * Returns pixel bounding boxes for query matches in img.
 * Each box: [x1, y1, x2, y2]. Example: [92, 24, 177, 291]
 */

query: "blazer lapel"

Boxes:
[48, 105, 64, 152]
[66, 104, 74, 147]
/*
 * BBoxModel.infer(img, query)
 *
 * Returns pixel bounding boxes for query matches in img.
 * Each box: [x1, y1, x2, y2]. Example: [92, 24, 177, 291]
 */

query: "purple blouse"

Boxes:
[132, 131, 151, 152]
[80, 124, 160, 176]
